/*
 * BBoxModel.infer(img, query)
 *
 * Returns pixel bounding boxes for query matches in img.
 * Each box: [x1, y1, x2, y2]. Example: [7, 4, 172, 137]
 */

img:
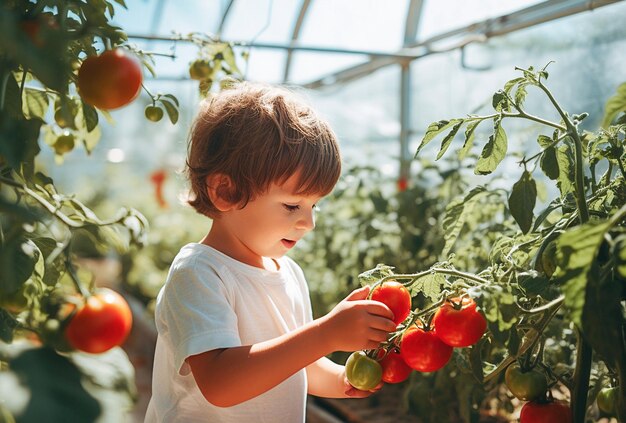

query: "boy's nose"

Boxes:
[297, 210, 315, 231]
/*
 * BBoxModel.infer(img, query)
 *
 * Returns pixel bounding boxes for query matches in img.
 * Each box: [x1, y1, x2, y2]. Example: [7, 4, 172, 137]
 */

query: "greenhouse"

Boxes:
[1, 0, 626, 422]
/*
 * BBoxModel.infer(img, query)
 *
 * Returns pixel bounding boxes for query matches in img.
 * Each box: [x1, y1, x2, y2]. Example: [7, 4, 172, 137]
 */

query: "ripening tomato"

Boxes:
[371, 281, 412, 326]
[65, 288, 132, 354]
[432, 296, 487, 347]
[77, 49, 143, 110]
[520, 400, 572, 423]
[345, 351, 383, 391]
[505, 363, 548, 401]
[400, 325, 452, 372]
[377, 348, 412, 383]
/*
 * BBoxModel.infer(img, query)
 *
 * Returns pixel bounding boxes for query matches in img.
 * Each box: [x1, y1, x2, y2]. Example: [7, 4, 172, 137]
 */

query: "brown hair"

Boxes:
[186, 82, 341, 217]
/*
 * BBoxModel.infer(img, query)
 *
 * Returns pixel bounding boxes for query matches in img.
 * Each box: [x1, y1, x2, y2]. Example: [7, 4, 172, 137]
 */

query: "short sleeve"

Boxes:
[155, 258, 241, 375]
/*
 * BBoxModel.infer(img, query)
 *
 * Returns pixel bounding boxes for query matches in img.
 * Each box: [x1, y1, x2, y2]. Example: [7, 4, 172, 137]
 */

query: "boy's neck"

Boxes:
[200, 228, 279, 271]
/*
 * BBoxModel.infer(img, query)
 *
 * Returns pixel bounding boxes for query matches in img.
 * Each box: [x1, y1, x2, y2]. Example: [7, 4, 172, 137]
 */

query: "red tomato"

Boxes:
[432, 296, 487, 347]
[77, 49, 143, 110]
[400, 325, 453, 372]
[371, 281, 412, 326]
[377, 348, 412, 383]
[65, 288, 132, 354]
[520, 400, 572, 423]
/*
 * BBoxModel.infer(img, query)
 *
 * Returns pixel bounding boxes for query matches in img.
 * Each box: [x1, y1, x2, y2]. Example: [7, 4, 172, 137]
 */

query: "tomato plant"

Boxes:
[65, 289, 133, 354]
[345, 351, 383, 391]
[520, 400, 572, 423]
[504, 363, 548, 401]
[77, 48, 143, 110]
[431, 296, 486, 347]
[370, 281, 412, 326]
[400, 325, 453, 372]
[377, 348, 412, 384]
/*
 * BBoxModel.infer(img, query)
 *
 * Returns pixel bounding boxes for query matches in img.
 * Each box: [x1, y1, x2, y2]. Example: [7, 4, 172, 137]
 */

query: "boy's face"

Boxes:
[216, 172, 323, 268]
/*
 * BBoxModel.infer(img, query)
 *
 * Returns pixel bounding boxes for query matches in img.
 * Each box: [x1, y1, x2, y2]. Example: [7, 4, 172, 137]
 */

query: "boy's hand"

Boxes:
[342, 368, 383, 398]
[320, 286, 396, 352]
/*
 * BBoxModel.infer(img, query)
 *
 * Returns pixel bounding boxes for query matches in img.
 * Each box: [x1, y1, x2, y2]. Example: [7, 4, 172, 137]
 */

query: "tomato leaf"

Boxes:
[540, 145, 559, 180]
[556, 143, 575, 198]
[0, 237, 39, 294]
[22, 88, 49, 120]
[408, 272, 445, 302]
[555, 221, 611, 326]
[441, 186, 487, 257]
[601, 82, 626, 128]
[3, 348, 101, 421]
[474, 117, 507, 175]
[492, 90, 510, 112]
[160, 98, 179, 124]
[358, 264, 395, 286]
[508, 171, 536, 234]
[415, 119, 463, 158]
[458, 119, 482, 160]
[0, 309, 19, 343]
[436, 120, 464, 160]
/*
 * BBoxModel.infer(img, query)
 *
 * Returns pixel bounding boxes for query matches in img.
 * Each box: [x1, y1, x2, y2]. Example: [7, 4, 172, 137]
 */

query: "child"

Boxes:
[144, 82, 396, 422]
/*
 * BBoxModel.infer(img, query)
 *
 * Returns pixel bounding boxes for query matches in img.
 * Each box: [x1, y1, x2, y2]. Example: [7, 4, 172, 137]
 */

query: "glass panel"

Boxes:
[418, 0, 545, 41]
[299, 0, 409, 51]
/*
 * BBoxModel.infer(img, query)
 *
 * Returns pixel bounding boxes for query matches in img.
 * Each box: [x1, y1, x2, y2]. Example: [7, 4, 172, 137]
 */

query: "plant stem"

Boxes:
[535, 79, 593, 422]
[0, 70, 10, 112]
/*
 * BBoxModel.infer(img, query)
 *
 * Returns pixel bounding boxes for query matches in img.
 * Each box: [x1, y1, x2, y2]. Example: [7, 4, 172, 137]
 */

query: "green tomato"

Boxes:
[345, 351, 382, 391]
[144, 105, 164, 122]
[189, 59, 212, 80]
[53, 134, 75, 154]
[505, 363, 548, 401]
[597, 387, 617, 415]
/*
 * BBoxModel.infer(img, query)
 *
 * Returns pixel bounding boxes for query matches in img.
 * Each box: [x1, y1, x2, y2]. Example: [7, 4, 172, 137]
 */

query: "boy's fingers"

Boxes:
[366, 302, 395, 321]
[344, 285, 370, 301]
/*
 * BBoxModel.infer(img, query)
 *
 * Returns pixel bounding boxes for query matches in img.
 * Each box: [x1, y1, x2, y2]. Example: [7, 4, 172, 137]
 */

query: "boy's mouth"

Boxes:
[281, 239, 296, 249]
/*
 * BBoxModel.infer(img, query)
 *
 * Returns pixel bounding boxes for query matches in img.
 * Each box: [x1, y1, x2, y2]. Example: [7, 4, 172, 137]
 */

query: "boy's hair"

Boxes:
[186, 82, 341, 217]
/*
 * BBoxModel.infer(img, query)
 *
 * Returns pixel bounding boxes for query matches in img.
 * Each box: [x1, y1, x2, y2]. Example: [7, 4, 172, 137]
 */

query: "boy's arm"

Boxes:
[187, 286, 395, 407]
[306, 356, 381, 398]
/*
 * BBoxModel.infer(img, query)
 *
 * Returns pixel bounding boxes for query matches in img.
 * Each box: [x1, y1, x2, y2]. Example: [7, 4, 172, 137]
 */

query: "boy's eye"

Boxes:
[283, 204, 300, 212]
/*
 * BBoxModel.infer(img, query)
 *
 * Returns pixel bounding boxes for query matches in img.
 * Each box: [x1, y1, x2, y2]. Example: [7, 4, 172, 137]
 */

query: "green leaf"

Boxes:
[492, 90, 509, 112]
[221, 44, 242, 76]
[162, 93, 180, 107]
[436, 120, 463, 160]
[536, 134, 552, 148]
[0, 115, 42, 169]
[0, 237, 39, 294]
[415, 119, 463, 158]
[508, 171, 536, 234]
[474, 117, 507, 175]
[601, 82, 626, 128]
[458, 119, 481, 160]
[358, 264, 395, 286]
[556, 143, 575, 198]
[4, 348, 101, 422]
[160, 99, 179, 124]
[555, 221, 611, 326]
[0, 309, 19, 342]
[408, 272, 445, 302]
[540, 146, 559, 180]
[22, 88, 49, 120]
[81, 102, 99, 133]
[441, 186, 487, 257]
[514, 82, 529, 108]
[503, 77, 524, 95]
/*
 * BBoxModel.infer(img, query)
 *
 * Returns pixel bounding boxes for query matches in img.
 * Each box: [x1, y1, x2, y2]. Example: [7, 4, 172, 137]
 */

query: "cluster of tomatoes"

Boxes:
[504, 363, 571, 422]
[345, 281, 487, 391]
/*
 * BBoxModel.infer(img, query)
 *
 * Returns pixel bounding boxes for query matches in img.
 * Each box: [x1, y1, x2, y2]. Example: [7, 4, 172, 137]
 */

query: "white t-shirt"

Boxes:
[144, 243, 313, 423]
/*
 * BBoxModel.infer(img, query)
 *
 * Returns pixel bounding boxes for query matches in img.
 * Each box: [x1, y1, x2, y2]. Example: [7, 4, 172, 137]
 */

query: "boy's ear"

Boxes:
[206, 173, 236, 212]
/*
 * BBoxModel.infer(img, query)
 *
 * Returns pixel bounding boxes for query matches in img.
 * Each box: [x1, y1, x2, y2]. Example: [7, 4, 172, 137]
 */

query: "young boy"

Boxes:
[144, 82, 396, 422]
